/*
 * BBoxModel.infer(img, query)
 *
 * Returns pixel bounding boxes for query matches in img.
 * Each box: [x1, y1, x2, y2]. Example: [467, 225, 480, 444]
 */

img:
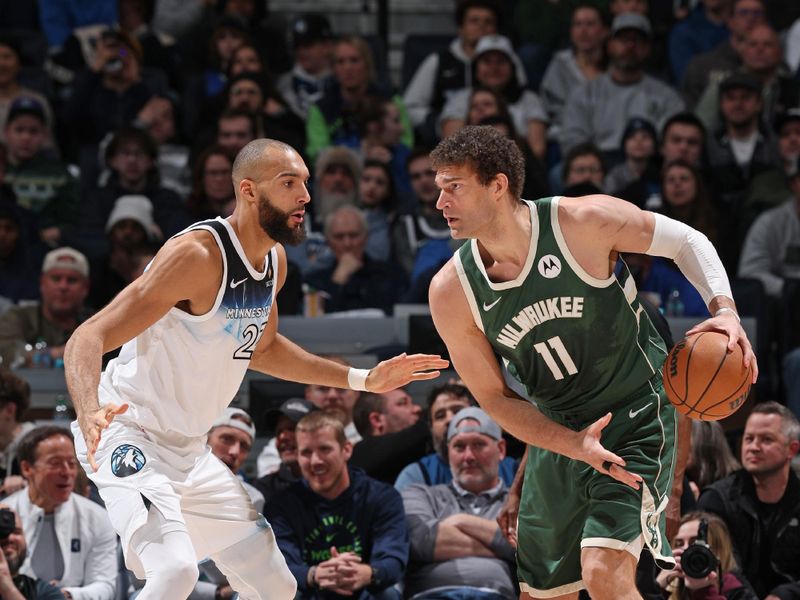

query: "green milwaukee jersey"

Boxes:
[455, 197, 667, 423]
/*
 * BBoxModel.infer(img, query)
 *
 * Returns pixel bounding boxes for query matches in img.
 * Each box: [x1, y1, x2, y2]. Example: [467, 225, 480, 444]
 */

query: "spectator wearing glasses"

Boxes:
[6, 427, 117, 599]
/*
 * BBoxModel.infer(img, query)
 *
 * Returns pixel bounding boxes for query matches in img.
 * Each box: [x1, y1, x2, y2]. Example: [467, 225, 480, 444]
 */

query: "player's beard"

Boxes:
[258, 190, 306, 246]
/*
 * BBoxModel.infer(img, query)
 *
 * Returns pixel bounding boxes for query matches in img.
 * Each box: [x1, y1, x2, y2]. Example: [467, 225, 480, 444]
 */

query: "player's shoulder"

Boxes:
[428, 258, 459, 300]
[154, 227, 222, 271]
[559, 194, 628, 224]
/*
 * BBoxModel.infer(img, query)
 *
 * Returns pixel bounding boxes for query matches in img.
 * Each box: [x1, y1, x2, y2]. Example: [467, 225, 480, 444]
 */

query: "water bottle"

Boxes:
[665, 288, 685, 317]
[32, 338, 53, 368]
[53, 395, 71, 421]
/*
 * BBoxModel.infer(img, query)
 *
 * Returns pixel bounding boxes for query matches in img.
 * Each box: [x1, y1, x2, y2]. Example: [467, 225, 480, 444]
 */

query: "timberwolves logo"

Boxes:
[537, 255, 561, 278]
[111, 444, 146, 478]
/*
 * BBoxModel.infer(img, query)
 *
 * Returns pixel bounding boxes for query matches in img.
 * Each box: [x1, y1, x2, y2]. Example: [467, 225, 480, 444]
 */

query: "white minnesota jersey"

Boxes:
[98, 218, 278, 438]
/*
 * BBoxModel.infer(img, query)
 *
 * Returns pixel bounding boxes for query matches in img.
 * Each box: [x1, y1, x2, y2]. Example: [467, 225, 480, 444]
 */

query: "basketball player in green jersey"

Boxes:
[428, 127, 757, 600]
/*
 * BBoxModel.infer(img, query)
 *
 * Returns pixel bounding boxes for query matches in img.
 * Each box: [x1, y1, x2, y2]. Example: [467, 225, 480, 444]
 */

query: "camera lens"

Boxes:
[681, 543, 718, 578]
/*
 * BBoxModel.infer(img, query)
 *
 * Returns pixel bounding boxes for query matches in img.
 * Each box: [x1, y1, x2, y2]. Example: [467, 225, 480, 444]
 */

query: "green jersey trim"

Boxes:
[468, 200, 540, 291]
[550, 196, 615, 288]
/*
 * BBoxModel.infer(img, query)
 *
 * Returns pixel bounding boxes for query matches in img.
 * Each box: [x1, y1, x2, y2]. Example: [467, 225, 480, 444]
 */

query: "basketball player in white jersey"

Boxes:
[63, 139, 448, 600]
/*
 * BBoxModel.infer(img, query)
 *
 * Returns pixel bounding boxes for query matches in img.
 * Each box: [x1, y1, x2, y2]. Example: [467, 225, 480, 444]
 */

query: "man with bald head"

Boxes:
[62, 138, 449, 599]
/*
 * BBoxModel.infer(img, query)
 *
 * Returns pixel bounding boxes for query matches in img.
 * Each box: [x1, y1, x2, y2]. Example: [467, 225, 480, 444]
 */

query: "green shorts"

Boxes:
[517, 379, 677, 598]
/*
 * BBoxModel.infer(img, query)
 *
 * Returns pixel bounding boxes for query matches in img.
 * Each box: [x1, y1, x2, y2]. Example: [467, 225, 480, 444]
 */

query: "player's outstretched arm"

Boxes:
[564, 194, 757, 383]
[65, 232, 222, 470]
[429, 260, 642, 490]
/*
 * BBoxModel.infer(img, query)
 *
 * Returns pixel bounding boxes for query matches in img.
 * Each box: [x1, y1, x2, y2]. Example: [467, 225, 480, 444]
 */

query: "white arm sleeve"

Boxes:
[645, 213, 732, 306]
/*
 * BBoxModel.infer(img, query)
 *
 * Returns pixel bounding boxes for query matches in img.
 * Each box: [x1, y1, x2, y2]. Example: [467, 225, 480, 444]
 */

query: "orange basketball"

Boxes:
[662, 331, 752, 421]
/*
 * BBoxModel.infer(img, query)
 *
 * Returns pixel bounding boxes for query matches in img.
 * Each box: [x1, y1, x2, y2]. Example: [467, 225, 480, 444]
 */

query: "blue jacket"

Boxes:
[265, 466, 408, 599]
[395, 452, 519, 491]
[668, 4, 729, 83]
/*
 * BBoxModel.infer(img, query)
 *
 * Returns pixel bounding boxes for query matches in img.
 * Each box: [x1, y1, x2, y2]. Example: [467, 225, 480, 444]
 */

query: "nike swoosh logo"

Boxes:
[629, 402, 653, 419]
[483, 298, 501, 311]
[230, 277, 247, 289]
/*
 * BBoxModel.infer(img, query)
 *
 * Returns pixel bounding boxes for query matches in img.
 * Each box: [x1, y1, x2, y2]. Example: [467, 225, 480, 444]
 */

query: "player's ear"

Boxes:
[238, 178, 256, 203]
[491, 173, 508, 198]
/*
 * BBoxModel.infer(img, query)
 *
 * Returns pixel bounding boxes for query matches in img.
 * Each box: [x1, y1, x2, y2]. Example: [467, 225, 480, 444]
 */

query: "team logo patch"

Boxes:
[537, 254, 562, 278]
[110, 444, 146, 478]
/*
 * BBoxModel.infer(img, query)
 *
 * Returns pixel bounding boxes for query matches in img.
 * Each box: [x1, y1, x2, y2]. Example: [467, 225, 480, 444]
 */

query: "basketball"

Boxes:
[662, 331, 752, 421]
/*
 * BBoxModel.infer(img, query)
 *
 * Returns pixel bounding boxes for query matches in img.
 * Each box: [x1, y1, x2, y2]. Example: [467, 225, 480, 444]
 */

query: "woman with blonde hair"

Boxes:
[658, 511, 757, 600]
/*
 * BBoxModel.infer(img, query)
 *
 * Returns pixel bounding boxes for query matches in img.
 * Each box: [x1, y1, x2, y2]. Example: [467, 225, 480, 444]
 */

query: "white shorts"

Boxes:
[72, 419, 263, 577]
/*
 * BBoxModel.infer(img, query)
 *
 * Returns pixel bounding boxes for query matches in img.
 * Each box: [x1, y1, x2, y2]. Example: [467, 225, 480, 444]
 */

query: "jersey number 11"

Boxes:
[534, 336, 578, 381]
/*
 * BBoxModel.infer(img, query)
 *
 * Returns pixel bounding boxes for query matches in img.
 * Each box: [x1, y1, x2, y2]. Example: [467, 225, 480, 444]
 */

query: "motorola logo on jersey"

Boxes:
[110, 444, 146, 478]
[538, 255, 561, 278]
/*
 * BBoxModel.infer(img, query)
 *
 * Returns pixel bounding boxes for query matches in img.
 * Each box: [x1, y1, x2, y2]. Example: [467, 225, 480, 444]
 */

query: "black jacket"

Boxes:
[698, 469, 800, 600]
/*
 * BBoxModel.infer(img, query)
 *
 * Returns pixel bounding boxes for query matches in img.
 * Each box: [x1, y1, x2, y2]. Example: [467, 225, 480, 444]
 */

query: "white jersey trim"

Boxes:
[550, 196, 615, 288]
[216, 217, 270, 280]
[469, 200, 539, 291]
[168, 224, 228, 323]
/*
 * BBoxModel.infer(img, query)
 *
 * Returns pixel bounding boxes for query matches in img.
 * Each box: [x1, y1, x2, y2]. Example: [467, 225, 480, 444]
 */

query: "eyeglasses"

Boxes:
[734, 8, 764, 17]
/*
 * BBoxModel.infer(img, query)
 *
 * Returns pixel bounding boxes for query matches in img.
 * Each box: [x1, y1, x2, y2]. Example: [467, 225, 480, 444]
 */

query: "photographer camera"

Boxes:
[657, 511, 758, 600]
[0, 506, 61, 599]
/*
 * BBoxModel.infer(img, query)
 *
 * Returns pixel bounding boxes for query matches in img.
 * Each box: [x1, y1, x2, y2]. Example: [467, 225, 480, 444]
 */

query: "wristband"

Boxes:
[714, 307, 740, 323]
[347, 368, 370, 391]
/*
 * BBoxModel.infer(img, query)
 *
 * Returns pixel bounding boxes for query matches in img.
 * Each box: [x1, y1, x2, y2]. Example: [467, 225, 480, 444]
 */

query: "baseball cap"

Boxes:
[7, 96, 46, 125]
[42, 247, 89, 278]
[210, 407, 256, 440]
[622, 117, 657, 144]
[106, 195, 156, 238]
[263, 398, 317, 436]
[291, 14, 333, 48]
[719, 72, 761, 95]
[472, 35, 528, 87]
[774, 108, 800, 135]
[447, 406, 502, 442]
[611, 13, 652, 38]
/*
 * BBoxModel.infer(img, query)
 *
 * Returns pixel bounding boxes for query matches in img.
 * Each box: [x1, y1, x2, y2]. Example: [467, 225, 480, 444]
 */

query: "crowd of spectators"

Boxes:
[0, 0, 800, 598]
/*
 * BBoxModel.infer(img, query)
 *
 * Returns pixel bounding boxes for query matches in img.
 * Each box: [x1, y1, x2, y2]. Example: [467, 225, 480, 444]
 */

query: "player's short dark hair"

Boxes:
[455, 0, 501, 27]
[430, 125, 525, 199]
[750, 401, 800, 442]
[17, 425, 73, 466]
[0, 369, 30, 421]
[661, 112, 706, 142]
[425, 383, 475, 420]
[352, 393, 386, 438]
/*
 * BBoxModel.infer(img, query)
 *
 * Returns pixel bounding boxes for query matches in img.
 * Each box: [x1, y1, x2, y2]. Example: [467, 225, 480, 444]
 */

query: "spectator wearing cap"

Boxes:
[256, 368, 362, 478]
[403, 0, 499, 144]
[63, 28, 156, 151]
[604, 117, 659, 197]
[306, 35, 413, 164]
[88, 195, 158, 310]
[396, 383, 518, 492]
[560, 13, 685, 164]
[3, 97, 78, 247]
[80, 127, 188, 254]
[743, 108, 800, 230]
[278, 14, 336, 121]
[0, 247, 92, 367]
[349, 389, 428, 484]
[253, 399, 316, 504]
[185, 407, 266, 600]
[207, 407, 263, 512]
[441, 35, 548, 160]
[696, 24, 799, 135]
[707, 71, 780, 270]
[539, 4, 608, 143]
[0, 36, 55, 147]
[265, 411, 409, 599]
[400, 407, 516, 599]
